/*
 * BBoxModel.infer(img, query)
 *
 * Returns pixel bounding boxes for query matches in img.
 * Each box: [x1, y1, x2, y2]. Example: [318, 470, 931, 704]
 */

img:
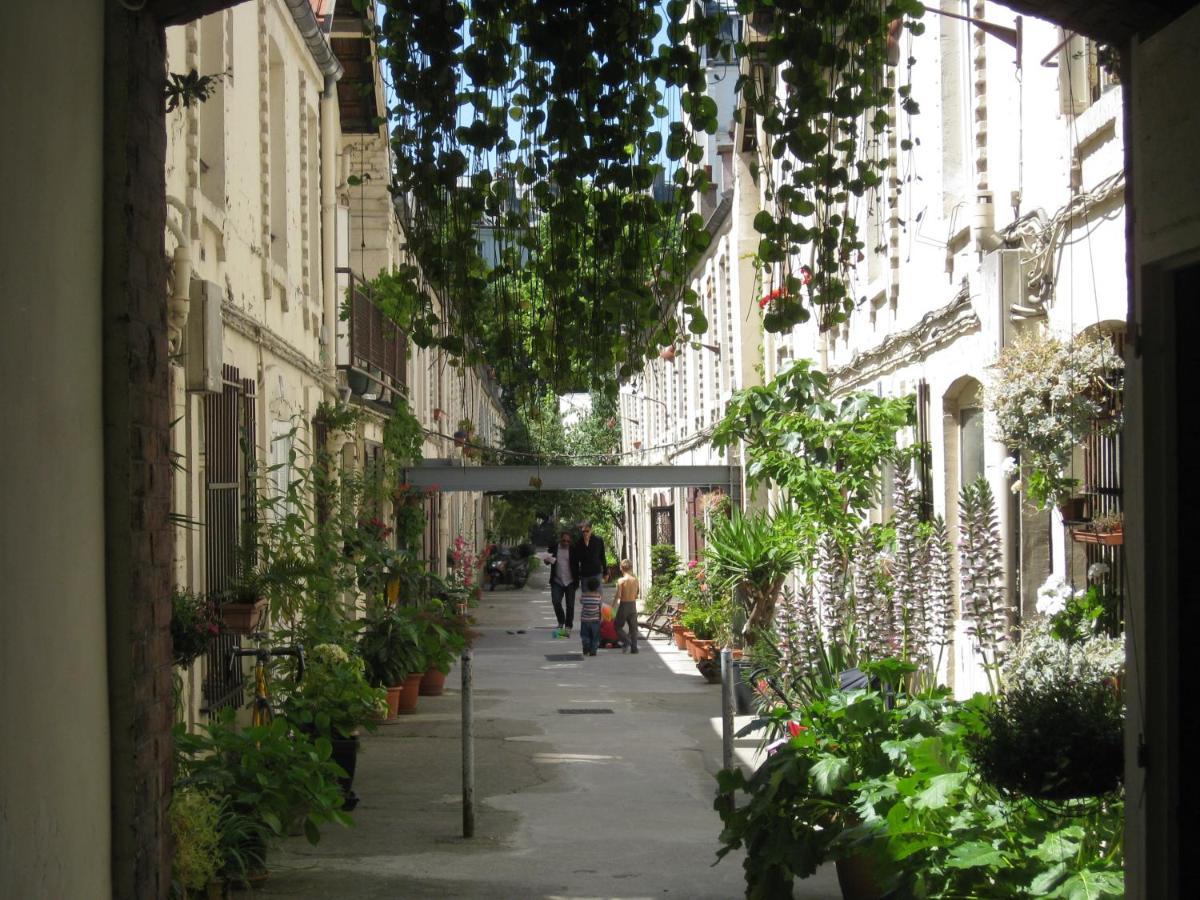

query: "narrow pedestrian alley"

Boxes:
[254, 567, 840, 899]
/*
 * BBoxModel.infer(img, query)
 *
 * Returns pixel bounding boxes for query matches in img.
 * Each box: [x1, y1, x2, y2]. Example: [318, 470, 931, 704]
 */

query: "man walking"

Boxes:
[546, 530, 578, 638]
[573, 522, 608, 603]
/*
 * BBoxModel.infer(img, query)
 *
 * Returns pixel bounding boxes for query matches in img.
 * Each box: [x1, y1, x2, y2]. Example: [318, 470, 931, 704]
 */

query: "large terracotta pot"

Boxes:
[419, 667, 447, 696]
[396, 672, 423, 715]
[692, 639, 715, 661]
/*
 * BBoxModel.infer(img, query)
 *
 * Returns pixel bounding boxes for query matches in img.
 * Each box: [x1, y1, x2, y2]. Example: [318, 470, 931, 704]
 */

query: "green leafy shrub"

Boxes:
[174, 713, 352, 877]
[716, 679, 1125, 899]
[650, 544, 680, 583]
[968, 677, 1124, 801]
[278, 643, 388, 739]
[358, 607, 424, 687]
[169, 787, 223, 892]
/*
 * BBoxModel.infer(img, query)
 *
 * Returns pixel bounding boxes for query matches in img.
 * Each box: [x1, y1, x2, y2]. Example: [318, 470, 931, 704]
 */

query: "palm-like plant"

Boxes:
[703, 509, 801, 644]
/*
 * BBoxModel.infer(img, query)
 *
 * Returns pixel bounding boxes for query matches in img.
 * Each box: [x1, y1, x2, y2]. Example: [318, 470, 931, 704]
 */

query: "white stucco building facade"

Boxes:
[621, 5, 1126, 696]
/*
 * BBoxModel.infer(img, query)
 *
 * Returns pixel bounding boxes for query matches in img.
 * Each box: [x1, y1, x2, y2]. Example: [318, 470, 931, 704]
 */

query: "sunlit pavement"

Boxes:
[251, 567, 841, 899]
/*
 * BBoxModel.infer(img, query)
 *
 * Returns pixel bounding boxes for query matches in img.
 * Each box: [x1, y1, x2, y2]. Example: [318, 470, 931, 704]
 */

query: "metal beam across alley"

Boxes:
[401, 463, 740, 492]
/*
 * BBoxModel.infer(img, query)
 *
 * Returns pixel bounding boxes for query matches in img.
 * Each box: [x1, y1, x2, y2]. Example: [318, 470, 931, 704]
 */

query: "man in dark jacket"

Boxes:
[546, 530, 578, 637]
[572, 522, 608, 600]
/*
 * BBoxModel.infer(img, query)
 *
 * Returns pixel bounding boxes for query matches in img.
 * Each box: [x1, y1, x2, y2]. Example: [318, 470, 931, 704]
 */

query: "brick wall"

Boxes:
[103, 6, 174, 898]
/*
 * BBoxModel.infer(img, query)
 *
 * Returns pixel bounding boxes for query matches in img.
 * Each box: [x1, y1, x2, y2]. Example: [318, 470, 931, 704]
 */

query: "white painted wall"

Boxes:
[0, 6, 111, 897]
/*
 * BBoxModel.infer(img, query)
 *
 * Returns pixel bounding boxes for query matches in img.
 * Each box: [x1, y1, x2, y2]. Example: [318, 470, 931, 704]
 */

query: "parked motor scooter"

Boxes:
[486, 546, 530, 590]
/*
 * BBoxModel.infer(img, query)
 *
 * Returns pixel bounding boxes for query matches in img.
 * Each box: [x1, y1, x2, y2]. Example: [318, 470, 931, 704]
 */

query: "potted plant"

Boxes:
[171, 587, 222, 669]
[968, 617, 1125, 800]
[1071, 511, 1124, 546]
[703, 510, 800, 645]
[278, 643, 388, 807]
[169, 787, 223, 899]
[174, 713, 351, 886]
[413, 600, 471, 696]
[219, 569, 269, 635]
[986, 330, 1121, 510]
[358, 606, 425, 717]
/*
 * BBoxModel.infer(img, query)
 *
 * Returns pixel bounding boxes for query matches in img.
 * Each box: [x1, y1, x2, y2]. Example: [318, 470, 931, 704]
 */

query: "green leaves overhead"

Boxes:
[374, 0, 716, 404]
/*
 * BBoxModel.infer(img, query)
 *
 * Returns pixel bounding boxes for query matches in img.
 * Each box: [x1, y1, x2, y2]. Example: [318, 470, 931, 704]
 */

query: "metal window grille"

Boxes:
[201, 364, 255, 715]
[651, 506, 675, 546]
[1081, 332, 1125, 620]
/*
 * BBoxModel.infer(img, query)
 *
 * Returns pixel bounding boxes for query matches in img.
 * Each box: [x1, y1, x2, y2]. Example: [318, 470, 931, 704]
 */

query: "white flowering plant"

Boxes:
[985, 330, 1121, 509]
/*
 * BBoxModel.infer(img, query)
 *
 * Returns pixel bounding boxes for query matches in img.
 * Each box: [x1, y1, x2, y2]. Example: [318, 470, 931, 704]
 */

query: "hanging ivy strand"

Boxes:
[726, 0, 926, 332]
[372, 0, 718, 404]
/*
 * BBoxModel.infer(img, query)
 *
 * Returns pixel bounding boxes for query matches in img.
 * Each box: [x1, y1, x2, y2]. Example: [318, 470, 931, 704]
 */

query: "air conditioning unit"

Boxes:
[185, 278, 223, 394]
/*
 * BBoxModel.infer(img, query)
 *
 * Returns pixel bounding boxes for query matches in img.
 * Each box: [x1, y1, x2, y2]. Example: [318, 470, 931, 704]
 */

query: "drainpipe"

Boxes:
[321, 73, 339, 385]
[281, 0, 343, 389]
[165, 195, 192, 353]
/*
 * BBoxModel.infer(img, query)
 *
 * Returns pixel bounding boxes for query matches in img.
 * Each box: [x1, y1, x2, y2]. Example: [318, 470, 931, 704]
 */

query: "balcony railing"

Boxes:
[336, 267, 406, 400]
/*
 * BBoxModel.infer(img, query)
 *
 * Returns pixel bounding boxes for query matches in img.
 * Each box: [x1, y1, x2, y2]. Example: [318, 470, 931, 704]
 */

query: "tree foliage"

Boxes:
[712, 359, 918, 553]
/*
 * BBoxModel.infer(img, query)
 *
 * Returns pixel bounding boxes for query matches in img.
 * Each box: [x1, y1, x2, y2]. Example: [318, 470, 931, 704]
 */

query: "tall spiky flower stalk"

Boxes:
[814, 533, 847, 642]
[776, 586, 800, 682]
[925, 516, 955, 680]
[793, 584, 824, 680]
[892, 465, 929, 665]
[958, 477, 1009, 691]
[851, 527, 888, 660]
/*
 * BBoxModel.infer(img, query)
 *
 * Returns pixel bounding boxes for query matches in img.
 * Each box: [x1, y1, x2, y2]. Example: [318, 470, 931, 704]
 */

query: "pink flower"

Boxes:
[799, 266, 812, 286]
[688, 559, 699, 569]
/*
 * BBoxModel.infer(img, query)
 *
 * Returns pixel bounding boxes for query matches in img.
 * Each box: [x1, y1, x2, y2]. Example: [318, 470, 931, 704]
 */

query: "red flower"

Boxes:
[787, 721, 807, 737]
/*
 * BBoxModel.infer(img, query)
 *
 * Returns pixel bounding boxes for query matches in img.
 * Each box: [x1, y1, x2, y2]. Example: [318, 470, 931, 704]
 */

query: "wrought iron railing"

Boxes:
[336, 267, 406, 396]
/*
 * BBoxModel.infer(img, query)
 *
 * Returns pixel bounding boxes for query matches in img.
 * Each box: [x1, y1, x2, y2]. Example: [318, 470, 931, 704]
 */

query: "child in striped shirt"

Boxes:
[578, 577, 603, 657]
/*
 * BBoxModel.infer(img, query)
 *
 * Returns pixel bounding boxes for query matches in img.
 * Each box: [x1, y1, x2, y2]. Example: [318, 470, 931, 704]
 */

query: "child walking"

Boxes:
[578, 576, 603, 657]
[613, 559, 640, 654]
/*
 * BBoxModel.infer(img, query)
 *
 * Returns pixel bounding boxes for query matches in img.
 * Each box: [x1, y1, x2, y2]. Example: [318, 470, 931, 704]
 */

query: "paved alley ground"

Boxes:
[252, 568, 841, 899]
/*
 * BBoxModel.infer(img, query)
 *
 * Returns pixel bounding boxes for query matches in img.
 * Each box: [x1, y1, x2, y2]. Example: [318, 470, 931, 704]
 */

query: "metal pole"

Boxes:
[461, 644, 475, 838]
[719, 647, 734, 814]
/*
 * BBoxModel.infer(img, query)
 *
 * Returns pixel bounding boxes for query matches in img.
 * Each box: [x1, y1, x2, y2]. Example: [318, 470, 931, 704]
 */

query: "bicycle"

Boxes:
[228, 632, 305, 726]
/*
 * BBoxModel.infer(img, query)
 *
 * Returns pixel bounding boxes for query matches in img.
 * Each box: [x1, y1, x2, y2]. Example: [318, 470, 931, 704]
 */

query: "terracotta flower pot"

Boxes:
[692, 639, 715, 661]
[396, 672, 423, 715]
[419, 667, 447, 696]
[385, 684, 403, 719]
[1071, 527, 1124, 546]
[221, 598, 266, 634]
[672, 624, 687, 651]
